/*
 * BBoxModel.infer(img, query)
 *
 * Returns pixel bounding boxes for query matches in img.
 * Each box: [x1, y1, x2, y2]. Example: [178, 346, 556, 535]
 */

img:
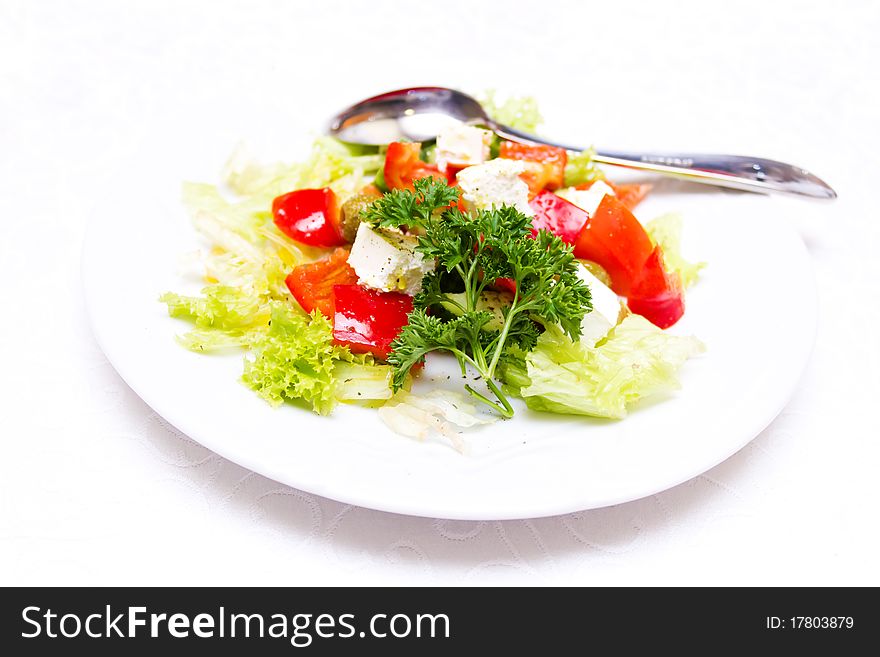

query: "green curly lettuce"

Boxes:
[242, 304, 391, 415]
[159, 283, 271, 352]
[161, 139, 393, 413]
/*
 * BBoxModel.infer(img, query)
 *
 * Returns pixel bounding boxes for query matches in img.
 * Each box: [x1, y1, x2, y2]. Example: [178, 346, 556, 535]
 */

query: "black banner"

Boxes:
[0, 587, 870, 653]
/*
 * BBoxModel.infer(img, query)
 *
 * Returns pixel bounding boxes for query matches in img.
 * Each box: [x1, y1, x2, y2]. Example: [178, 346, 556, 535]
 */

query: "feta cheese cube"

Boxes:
[436, 125, 493, 171]
[347, 223, 435, 295]
[456, 158, 534, 216]
[557, 180, 616, 217]
[576, 262, 623, 345]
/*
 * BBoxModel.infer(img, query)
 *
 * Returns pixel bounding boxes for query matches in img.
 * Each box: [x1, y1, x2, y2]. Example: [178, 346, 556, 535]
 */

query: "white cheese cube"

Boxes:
[456, 158, 534, 217]
[436, 125, 493, 171]
[556, 180, 616, 217]
[576, 262, 624, 345]
[347, 223, 435, 296]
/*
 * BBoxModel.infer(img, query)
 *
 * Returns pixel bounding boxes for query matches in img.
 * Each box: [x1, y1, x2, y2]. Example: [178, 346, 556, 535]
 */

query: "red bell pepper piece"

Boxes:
[529, 190, 590, 244]
[527, 188, 683, 328]
[572, 194, 655, 297]
[332, 285, 413, 359]
[498, 141, 567, 194]
[273, 187, 346, 247]
[383, 142, 450, 191]
[495, 190, 589, 295]
[627, 247, 685, 328]
[284, 248, 358, 317]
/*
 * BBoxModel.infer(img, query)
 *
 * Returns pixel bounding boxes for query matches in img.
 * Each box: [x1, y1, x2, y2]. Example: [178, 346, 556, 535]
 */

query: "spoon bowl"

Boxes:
[329, 87, 490, 145]
[328, 86, 836, 199]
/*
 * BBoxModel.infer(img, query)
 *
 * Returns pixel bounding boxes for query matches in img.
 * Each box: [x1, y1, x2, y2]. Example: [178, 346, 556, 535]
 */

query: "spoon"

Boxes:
[328, 86, 836, 199]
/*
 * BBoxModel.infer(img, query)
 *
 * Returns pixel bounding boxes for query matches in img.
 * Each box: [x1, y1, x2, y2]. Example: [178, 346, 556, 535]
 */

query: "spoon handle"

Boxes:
[492, 123, 836, 199]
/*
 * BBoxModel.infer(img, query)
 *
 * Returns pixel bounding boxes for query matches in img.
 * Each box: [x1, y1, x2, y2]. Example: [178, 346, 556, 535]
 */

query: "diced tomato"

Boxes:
[572, 194, 655, 297]
[383, 142, 450, 191]
[627, 247, 685, 328]
[493, 277, 517, 295]
[575, 180, 653, 212]
[284, 249, 358, 317]
[273, 187, 345, 247]
[529, 190, 590, 244]
[498, 142, 567, 194]
[332, 285, 413, 359]
[450, 183, 469, 211]
[610, 183, 652, 211]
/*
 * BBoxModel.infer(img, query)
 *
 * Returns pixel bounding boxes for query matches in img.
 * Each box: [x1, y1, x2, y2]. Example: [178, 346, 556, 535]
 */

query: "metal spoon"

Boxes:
[328, 86, 836, 199]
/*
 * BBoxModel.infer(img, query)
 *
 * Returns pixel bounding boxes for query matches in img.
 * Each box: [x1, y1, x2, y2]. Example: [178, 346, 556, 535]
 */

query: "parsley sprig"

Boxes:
[362, 178, 592, 418]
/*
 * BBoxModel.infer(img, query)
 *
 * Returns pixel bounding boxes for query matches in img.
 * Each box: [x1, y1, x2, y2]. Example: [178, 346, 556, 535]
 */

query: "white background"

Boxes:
[2, 0, 878, 585]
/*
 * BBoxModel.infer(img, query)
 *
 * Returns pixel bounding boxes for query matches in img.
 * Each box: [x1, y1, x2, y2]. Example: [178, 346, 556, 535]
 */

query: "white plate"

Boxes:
[82, 149, 816, 520]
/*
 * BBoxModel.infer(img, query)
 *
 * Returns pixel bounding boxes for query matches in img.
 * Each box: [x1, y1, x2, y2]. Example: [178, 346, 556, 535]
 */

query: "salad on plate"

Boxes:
[160, 95, 705, 444]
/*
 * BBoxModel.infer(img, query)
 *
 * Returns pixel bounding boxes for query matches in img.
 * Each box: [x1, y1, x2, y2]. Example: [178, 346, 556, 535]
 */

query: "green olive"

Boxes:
[340, 193, 379, 242]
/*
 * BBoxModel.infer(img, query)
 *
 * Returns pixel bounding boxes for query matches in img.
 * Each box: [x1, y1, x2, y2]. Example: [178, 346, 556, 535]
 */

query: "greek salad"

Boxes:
[161, 95, 705, 441]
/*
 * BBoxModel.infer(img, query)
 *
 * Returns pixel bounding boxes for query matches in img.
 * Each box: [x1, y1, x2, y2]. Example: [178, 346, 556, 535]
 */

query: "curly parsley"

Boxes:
[362, 178, 592, 417]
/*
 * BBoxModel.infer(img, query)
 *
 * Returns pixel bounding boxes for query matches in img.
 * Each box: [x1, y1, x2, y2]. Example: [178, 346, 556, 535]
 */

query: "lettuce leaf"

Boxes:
[241, 305, 340, 413]
[564, 147, 605, 187]
[242, 304, 390, 414]
[163, 139, 393, 414]
[500, 315, 704, 419]
[334, 362, 394, 403]
[174, 328, 254, 352]
[480, 91, 543, 133]
[182, 181, 304, 278]
[646, 213, 706, 288]
[160, 284, 267, 330]
[159, 208, 287, 354]
[221, 137, 383, 205]
[163, 180, 306, 351]
[159, 284, 272, 353]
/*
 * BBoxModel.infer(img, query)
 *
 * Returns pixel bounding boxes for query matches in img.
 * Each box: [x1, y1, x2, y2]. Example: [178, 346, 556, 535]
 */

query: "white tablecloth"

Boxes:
[2, 0, 878, 585]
